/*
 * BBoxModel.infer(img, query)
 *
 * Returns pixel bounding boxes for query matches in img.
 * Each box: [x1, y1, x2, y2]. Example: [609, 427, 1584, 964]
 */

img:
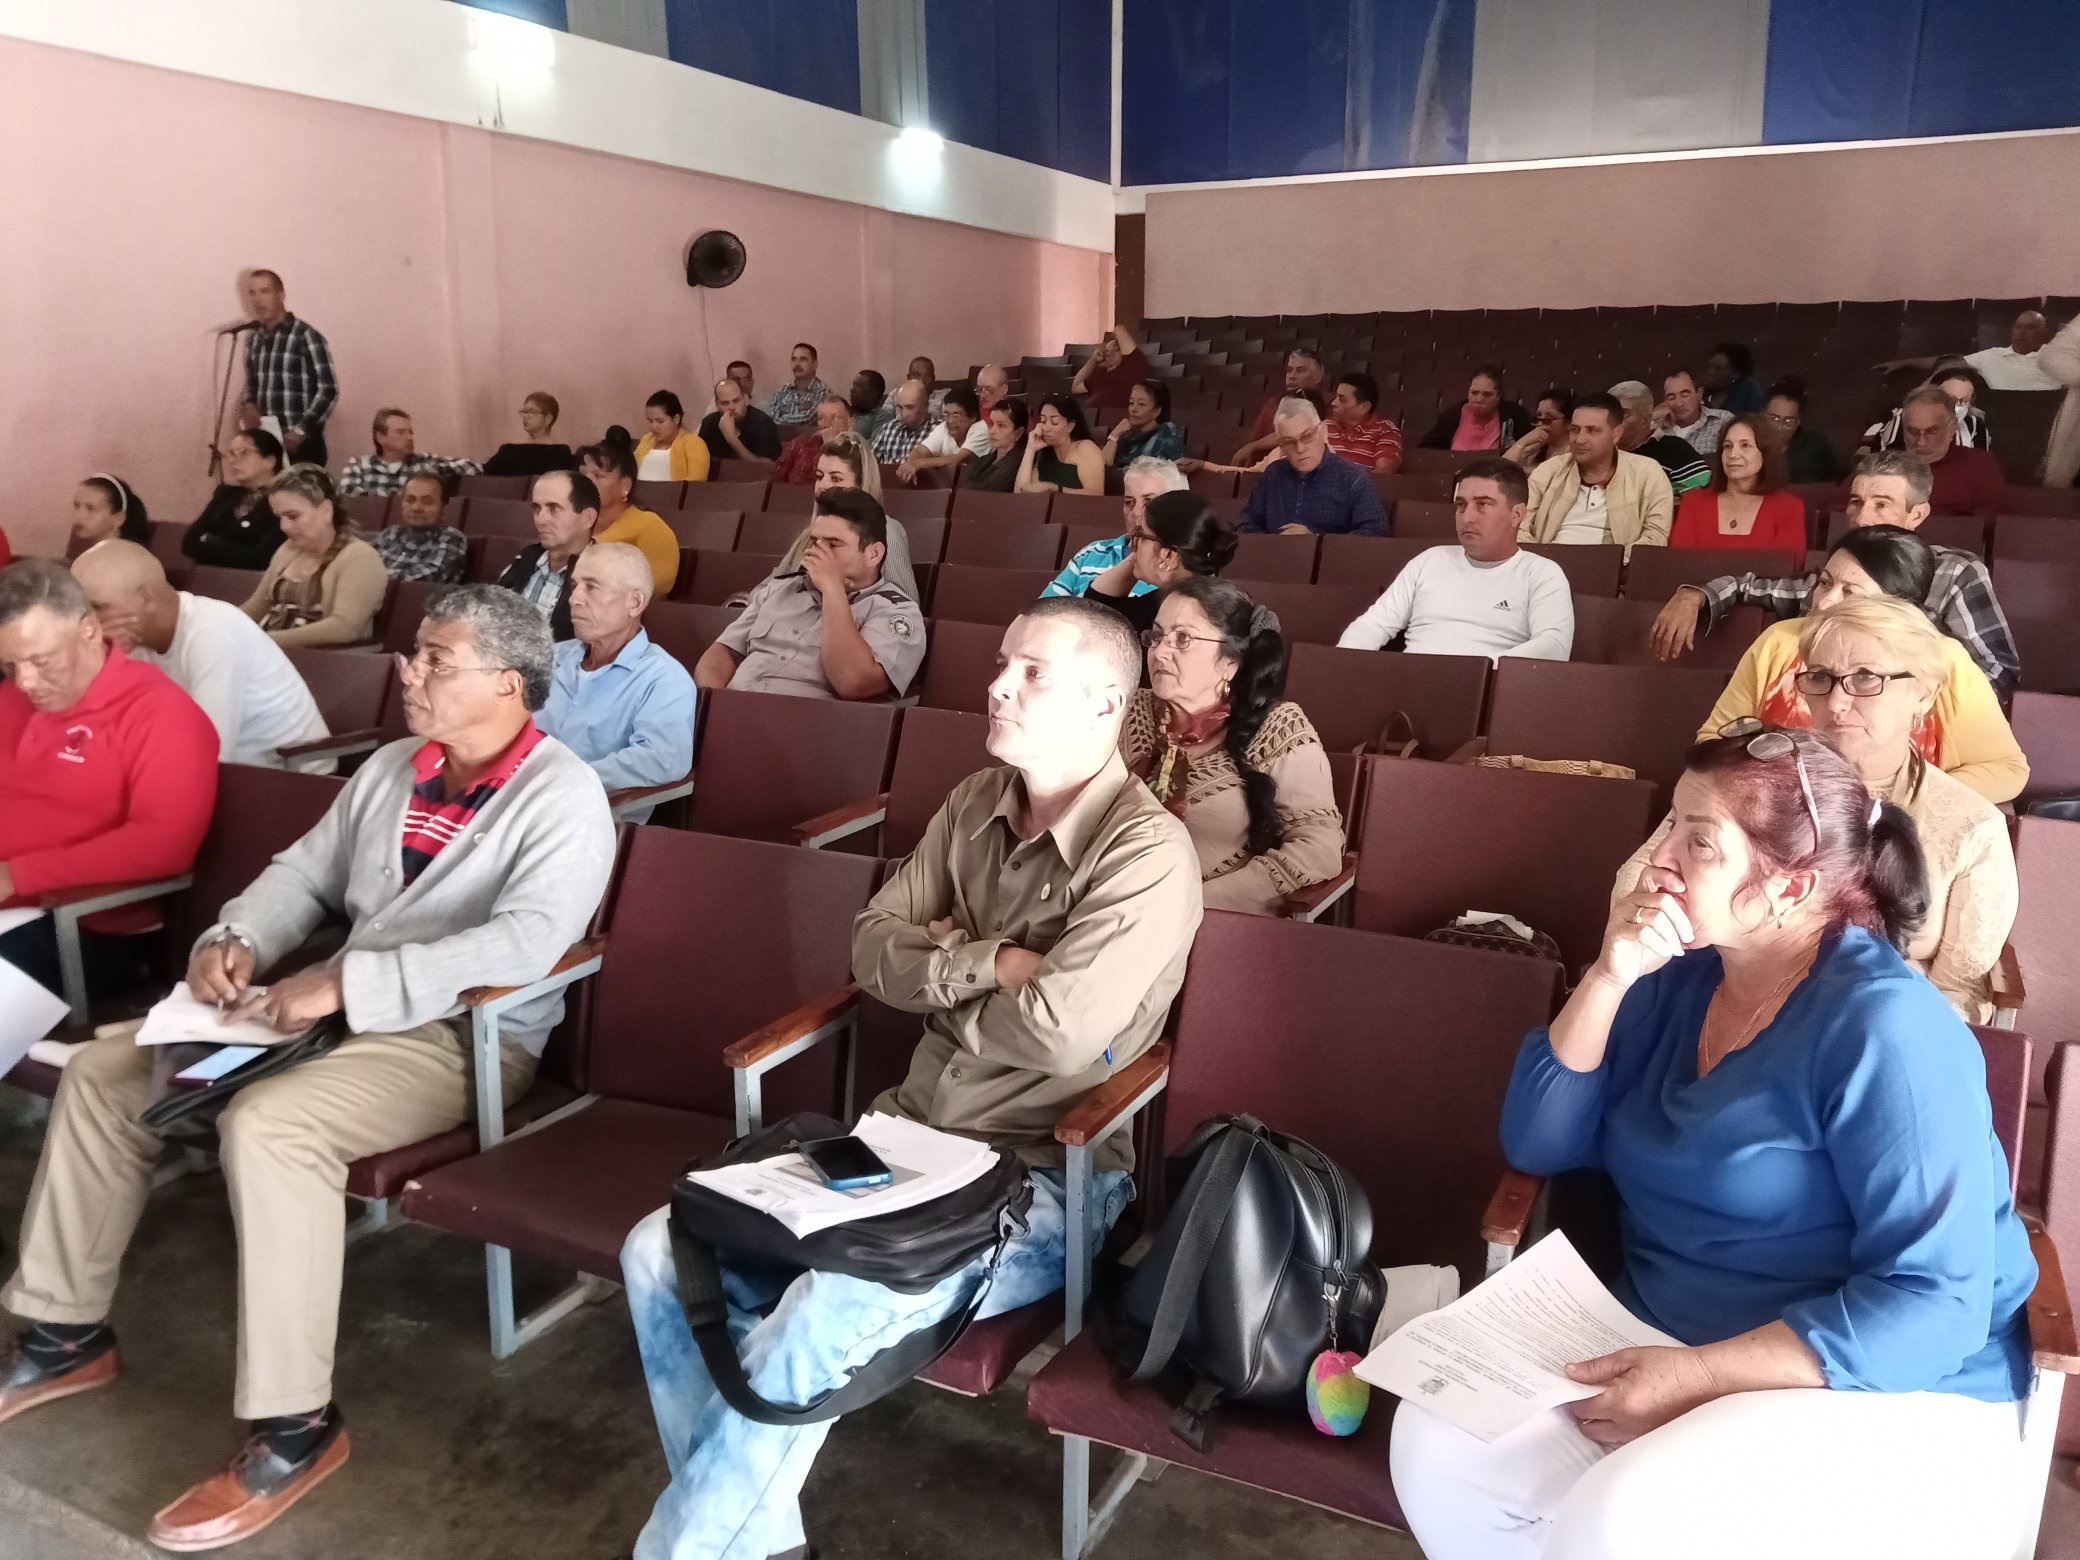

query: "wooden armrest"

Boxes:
[725, 983, 861, 1069]
[458, 936, 606, 1008]
[2030, 1226, 2080, 1372]
[794, 792, 891, 847]
[1281, 856, 1356, 920]
[607, 775, 695, 809]
[1056, 1043, 1171, 1147]
[1992, 942, 2026, 1012]
[29, 877, 190, 912]
[1481, 1168, 1547, 1248]
[277, 727, 383, 761]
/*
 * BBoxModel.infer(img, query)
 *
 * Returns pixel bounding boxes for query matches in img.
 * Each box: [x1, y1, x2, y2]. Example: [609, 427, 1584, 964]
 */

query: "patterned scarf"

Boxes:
[1137, 701, 1233, 819]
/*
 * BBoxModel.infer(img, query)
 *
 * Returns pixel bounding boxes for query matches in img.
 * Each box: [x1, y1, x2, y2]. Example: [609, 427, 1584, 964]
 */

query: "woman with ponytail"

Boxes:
[1083, 489, 1236, 636]
[1119, 575, 1344, 914]
[1394, 721, 2037, 1560]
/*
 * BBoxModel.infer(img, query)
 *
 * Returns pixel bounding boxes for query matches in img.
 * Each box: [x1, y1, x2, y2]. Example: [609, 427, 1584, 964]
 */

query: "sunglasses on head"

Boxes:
[1717, 718, 1822, 853]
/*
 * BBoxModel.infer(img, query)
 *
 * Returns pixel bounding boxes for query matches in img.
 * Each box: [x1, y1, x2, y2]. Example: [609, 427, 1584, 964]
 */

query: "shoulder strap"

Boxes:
[668, 1215, 1011, 1427]
[1124, 1125, 1260, 1383]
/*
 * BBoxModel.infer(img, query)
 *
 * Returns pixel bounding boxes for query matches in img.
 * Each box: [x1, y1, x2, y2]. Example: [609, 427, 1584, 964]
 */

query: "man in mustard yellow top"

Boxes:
[577, 442, 680, 597]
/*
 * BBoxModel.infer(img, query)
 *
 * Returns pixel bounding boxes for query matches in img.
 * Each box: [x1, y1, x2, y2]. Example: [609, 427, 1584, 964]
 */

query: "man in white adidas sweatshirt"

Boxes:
[1336, 456, 1574, 663]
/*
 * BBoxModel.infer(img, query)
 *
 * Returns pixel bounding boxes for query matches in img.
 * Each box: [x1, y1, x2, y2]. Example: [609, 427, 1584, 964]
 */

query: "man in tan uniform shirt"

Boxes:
[618, 595, 1201, 1558]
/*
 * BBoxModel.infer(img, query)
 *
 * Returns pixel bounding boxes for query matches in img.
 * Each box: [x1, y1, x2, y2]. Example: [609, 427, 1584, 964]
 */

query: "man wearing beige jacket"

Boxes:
[1519, 392, 1673, 550]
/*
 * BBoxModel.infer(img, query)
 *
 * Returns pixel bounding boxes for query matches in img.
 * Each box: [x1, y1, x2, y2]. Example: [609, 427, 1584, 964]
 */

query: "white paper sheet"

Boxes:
[0, 958, 72, 1077]
[134, 984, 284, 1048]
[26, 1038, 87, 1070]
[1356, 1232, 1680, 1442]
[0, 907, 49, 937]
[681, 1112, 997, 1238]
[173, 1045, 268, 1083]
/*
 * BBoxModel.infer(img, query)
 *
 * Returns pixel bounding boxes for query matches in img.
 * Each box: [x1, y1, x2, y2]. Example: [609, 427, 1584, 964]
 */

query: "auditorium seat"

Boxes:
[685, 481, 771, 515]
[762, 483, 816, 516]
[664, 510, 741, 551]
[187, 565, 263, 606]
[1825, 512, 1985, 556]
[471, 536, 528, 586]
[2000, 488, 2080, 519]
[457, 475, 530, 501]
[343, 494, 391, 532]
[1396, 448, 1464, 476]
[1282, 643, 1489, 756]
[1994, 514, 2080, 566]
[2012, 617, 2080, 698]
[950, 490, 1052, 525]
[398, 830, 877, 1353]
[147, 520, 190, 575]
[1050, 493, 1119, 531]
[711, 459, 771, 486]
[1391, 498, 1456, 538]
[796, 705, 993, 857]
[1568, 597, 1764, 669]
[882, 487, 954, 521]
[1027, 913, 1563, 1550]
[1622, 547, 1805, 602]
[900, 515, 949, 564]
[1993, 559, 2080, 622]
[916, 618, 1004, 713]
[1187, 469, 1239, 500]
[685, 688, 899, 843]
[1240, 581, 1383, 647]
[2013, 693, 2080, 811]
[1485, 659, 1728, 800]
[944, 519, 1065, 570]
[930, 564, 1051, 625]
[736, 512, 807, 556]
[631, 480, 686, 512]
[1349, 757, 1659, 978]
[1229, 533, 1319, 584]
[1316, 536, 1442, 591]
[642, 601, 738, 673]
[1523, 543, 1623, 597]
[280, 648, 392, 759]
[678, 550, 782, 606]
[1373, 472, 1453, 504]
[460, 497, 537, 538]
[2013, 818, 2080, 1105]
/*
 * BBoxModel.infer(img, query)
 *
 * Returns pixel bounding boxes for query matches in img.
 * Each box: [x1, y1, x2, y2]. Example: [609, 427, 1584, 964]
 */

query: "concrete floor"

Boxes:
[0, 1091, 1414, 1560]
[5, 1083, 2080, 1559]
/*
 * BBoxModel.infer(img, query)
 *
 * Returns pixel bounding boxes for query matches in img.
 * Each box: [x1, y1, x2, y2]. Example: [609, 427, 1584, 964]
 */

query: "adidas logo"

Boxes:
[1493, 599, 1511, 609]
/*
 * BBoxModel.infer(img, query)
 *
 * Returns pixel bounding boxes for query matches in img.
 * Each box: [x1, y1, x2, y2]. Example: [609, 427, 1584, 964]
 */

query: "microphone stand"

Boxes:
[207, 324, 253, 480]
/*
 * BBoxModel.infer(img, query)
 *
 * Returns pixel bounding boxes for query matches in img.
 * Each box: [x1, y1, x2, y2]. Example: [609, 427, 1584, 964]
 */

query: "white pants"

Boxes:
[1390, 1388, 2033, 1560]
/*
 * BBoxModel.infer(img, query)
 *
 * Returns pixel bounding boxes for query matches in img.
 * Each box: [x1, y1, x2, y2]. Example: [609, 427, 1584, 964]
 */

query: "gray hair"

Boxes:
[1853, 450, 1934, 508]
[1124, 456, 1189, 495]
[0, 559, 91, 628]
[1607, 379, 1652, 408]
[1902, 383, 1958, 414]
[424, 584, 555, 710]
[581, 541, 655, 604]
[1019, 596, 1143, 697]
[1272, 397, 1322, 430]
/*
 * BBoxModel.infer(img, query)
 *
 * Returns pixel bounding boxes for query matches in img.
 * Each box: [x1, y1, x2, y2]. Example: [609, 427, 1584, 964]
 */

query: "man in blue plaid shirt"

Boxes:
[241, 269, 338, 465]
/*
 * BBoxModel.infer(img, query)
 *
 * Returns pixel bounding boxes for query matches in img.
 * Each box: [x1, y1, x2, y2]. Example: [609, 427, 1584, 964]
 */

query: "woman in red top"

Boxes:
[1668, 413, 1808, 552]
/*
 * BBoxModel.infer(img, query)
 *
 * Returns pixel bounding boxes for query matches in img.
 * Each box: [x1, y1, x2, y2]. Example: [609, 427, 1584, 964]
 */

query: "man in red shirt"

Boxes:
[1231, 347, 1329, 463]
[1324, 371, 1405, 474]
[1900, 385, 2009, 517]
[0, 560, 218, 1003]
[768, 395, 855, 485]
[1070, 325, 1152, 415]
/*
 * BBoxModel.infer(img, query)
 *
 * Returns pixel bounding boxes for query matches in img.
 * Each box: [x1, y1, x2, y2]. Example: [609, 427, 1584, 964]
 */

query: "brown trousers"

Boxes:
[3, 1021, 532, 1420]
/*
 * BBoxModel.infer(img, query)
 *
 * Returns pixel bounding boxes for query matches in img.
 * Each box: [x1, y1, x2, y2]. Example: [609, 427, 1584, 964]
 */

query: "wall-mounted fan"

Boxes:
[685, 230, 747, 289]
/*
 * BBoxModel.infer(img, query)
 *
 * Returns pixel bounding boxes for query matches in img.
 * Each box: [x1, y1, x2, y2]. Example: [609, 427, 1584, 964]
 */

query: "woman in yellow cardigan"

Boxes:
[633, 390, 711, 482]
[1696, 524, 2027, 803]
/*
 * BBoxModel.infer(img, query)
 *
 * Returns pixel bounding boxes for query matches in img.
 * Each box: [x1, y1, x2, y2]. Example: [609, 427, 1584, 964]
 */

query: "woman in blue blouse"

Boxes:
[1101, 380, 1185, 470]
[1391, 724, 2038, 1560]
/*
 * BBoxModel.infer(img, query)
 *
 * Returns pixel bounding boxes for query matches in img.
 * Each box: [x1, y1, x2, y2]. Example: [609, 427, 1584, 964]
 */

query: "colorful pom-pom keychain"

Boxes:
[1304, 1299, 1371, 1437]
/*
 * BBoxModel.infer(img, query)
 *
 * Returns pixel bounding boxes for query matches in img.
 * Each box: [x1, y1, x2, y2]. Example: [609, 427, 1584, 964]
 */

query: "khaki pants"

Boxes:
[2, 1021, 534, 1420]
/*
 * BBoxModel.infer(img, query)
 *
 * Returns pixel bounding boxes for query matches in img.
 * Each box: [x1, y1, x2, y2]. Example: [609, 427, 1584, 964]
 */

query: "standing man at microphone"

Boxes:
[238, 269, 338, 467]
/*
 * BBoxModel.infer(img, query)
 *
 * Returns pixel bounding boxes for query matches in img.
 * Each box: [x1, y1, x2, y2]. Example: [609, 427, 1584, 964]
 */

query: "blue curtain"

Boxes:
[454, 0, 569, 27]
[1122, 0, 1474, 185]
[662, 0, 861, 116]
[924, 0, 1111, 181]
[1764, 0, 2080, 145]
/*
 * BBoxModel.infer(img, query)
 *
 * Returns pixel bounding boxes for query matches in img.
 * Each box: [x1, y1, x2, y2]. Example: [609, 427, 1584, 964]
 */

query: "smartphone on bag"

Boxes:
[798, 1135, 895, 1191]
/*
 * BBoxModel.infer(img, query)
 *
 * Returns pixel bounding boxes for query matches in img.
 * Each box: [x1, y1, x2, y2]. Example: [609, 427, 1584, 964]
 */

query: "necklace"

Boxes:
[1697, 955, 1811, 1076]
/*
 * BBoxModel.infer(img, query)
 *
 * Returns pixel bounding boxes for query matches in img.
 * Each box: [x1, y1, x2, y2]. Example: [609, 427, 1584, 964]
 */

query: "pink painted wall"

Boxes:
[0, 38, 1108, 557]
[1146, 132, 2080, 319]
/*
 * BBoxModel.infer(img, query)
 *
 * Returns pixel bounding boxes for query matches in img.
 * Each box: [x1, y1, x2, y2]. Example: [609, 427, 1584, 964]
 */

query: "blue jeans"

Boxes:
[621, 1166, 1131, 1560]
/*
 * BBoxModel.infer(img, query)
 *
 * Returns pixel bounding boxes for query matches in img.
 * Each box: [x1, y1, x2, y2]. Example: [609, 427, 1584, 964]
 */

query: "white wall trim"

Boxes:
[0, 0, 1113, 252]
[1115, 122, 2080, 211]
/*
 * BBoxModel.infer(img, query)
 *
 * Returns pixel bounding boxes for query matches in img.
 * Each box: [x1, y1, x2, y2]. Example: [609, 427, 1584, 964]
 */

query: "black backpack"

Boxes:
[1107, 1114, 1384, 1449]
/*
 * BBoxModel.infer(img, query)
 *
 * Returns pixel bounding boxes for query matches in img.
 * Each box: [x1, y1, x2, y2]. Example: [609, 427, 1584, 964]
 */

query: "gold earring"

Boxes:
[1217, 679, 1231, 700]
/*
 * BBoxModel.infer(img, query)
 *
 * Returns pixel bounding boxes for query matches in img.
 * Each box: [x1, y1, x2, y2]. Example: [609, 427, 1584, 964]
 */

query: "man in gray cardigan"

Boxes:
[0, 586, 616, 1552]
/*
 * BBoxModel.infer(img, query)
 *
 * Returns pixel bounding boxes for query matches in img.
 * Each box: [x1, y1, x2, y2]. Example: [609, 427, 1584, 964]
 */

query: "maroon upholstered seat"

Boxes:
[883, 708, 993, 858]
[1389, 499, 1456, 539]
[736, 512, 806, 555]
[882, 487, 953, 521]
[945, 519, 1066, 571]
[688, 690, 899, 843]
[347, 1081, 579, 1200]
[1995, 514, 2080, 565]
[931, 564, 1053, 625]
[1484, 659, 1730, 803]
[665, 510, 742, 551]
[1314, 536, 1438, 592]
[2011, 620, 2080, 698]
[679, 549, 784, 606]
[683, 481, 771, 515]
[1522, 543, 1623, 597]
[457, 474, 530, 501]
[280, 647, 392, 737]
[1351, 758, 1658, 980]
[460, 497, 536, 538]
[382, 579, 440, 655]
[1282, 643, 1488, 756]
[950, 490, 1052, 525]
[642, 601, 739, 674]
[2012, 695, 2080, 809]
[1567, 596, 1762, 669]
[631, 480, 686, 512]
[1228, 533, 1319, 584]
[187, 565, 263, 606]
[915, 619, 1003, 714]
[1620, 547, 1803, 602]
[1242, 581, 1382, 648]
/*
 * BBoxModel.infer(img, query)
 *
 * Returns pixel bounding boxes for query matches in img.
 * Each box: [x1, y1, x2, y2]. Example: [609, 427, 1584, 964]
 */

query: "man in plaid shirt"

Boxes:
[870, 378, 936, 465]
[767, 342, 833, 426]
[241, 270, 338, 465]
[338, 408, 482, 498]
[371, 472, 470, 584]
[1648, 450, 2018, 699]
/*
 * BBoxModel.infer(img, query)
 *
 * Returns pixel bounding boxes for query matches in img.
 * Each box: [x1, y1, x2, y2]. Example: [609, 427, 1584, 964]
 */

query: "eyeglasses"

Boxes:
[396, 651, 507, 683]
[1719, 718, 1821, 852]
[1764, 411, 1798, 427]
[1140, 627, 1225, 655]
[1792, 668, 1915, 699]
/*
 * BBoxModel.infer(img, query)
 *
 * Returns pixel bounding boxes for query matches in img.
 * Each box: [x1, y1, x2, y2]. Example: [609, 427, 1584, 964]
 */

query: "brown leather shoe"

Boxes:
[146, 1420, 350, 1552]
[0, 1332, 120, 1425]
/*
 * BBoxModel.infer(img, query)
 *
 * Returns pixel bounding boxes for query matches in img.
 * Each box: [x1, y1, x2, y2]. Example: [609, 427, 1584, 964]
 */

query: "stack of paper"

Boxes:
[0, 909, 69, 1075]
[1356, 1232, 1679, 1442]
[683, 1112, 996, 1238]
[135, 984, 284, 1048]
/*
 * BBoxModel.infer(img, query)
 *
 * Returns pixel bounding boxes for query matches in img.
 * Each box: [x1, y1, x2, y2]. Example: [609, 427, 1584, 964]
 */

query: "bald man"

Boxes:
[72, 541, 329, 767]
[698, 375, 784, 467]
[540, 542, 695, 821]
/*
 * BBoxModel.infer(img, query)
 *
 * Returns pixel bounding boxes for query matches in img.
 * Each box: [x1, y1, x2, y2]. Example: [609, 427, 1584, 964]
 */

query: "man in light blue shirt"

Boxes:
[540, 542, 695, 821]
[1041, 455, 1187, 599]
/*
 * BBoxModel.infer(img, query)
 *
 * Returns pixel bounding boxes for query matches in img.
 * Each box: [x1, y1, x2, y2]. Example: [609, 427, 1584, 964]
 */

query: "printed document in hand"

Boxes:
[1356, 1231, 1680, 1442]
[135, 984, 285, 1049]
[682, 1112, 997, 1239]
